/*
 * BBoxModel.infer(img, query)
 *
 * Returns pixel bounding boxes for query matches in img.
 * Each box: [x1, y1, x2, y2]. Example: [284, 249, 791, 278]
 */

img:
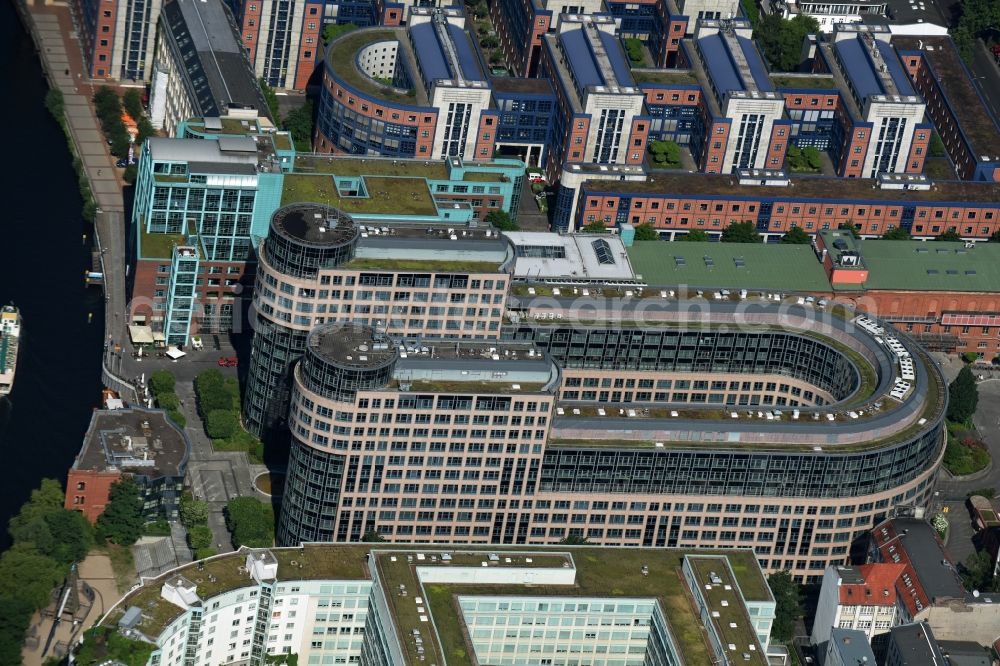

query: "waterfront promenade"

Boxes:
[13, 0, 134, 400]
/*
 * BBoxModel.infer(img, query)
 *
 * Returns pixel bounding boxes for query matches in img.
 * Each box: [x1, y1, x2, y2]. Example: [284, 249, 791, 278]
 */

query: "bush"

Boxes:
[179, 492, 209, 528]
[167, 409, 186, 429]
[206, 409, 238, 439]
[194, 547, 217, 560]
[943, 434, 990, 476]
[188, 524, 214, 551]
[624, 38, 645, 65]
[226, 497, 275, 548]
[649, 140, 680, 167]
[150, 370, 176, 397]
[157, 392, 179, 411]
[485, 210, 517, 231]
[144, 520, 171, 536]
[633, 223, 659, 241]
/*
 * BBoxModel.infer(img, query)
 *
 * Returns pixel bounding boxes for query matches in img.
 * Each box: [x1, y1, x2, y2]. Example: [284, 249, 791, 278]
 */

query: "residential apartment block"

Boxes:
[71, 0, 163, 80]
[94, 545, 775, 666]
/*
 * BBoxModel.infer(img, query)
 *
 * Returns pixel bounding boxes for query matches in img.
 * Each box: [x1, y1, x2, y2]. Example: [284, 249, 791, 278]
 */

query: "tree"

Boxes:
[929, 132, 946, 158]
[149, 370, 175, 397]
[225, 497, 275, 548]
[720, 221, 763, 243]
[207, 409, 238, 440]
[96, 478, 144, 546]
[679, 229, 711, 242]
[624, 38, 645, 65]
[781, 226, 811, 244]
[649, 140, 680, 167]
[259, 78, 280, 120]
[485, 210, 517, 231]
[838, 222, 860, 238]
[122, 89, 144, 120]
[633, 223, 659, 241]
[960, 551, 999, 592]
[881, 226, 911, 240]
[480, 34, 499, 49]
[0, 598, 33, 665]
[767, 571, 803, 642]
[188, 524, 214, 551]
[990, 229, 1000, 243]
[936, 229, 962, 242]
[0, 544, 65, 609]
[322, 22, 357, 45]
[803, 146, 822, 170]
[582, 221, 607, 233]
[44, 88, 64, 120]
[362, 530, 386, 542]
[8, 479, 66, 537]
[947, 365, 979, 424]
[756, 14, 818, 72]
[283, 100, 314, 152]
[179, 492, 209, 528]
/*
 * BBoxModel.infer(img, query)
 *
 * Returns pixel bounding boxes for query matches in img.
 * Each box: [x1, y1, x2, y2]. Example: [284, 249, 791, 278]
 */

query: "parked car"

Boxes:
[217, 356, 238, 367]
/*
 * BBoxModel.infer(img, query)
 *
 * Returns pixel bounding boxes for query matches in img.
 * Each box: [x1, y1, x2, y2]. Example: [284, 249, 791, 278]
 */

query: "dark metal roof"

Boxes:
[161, 0, 272, 120]
[699, 33, 774, 94]
[835, 34, 914, 99]
[560, 28, 635, 89]
[409, 20, 484, 84]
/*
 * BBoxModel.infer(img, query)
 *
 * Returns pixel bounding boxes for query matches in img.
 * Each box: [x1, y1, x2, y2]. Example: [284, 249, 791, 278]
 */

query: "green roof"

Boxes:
[281, 174, 437, 216]
[857, 240, 1000, 292]
[633, 69, 699, 85]
[326, 29, 421, 105]
[627, 241, 831, 291]
[769, 75, 837, 90]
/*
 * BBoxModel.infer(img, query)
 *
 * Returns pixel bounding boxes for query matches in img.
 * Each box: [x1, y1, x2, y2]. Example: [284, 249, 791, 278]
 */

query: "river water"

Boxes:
[0, 2, 106, 549]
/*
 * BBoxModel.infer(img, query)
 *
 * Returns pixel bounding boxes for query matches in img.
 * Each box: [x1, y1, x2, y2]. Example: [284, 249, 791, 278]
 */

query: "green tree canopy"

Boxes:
[282, 100, 314, 152]
[226, 497, 275, 548]
[582, 221, 607, 233]
[96, 478, 144, 546]
[947, 365, 979, 424]
[179, 492, 209, 528]
[0, 597, 33, 664]
[960, 550, 999, 592]
[757, 14, 818, 72]
[624, 38, 645, 64]
[188, 524, 214, 551]
[207, 409, 238, 440]
[721, 221, 763, 243]
[322, 22, 357, 45]
[936, 229, 962, 242]
[881, 226, 911, 240]
[648, 140, 681, 167]
[633, 223, 659, 241]
[149, 370, 175, 397]
[8, 479, 65, 537]
[767, 571, 803, 642]
[0, 544, 65, 609]
[362, 530, 387, 542]
[259, 78, 280, 120]
[559, 535, 590, 545]
[679, 229, 711, 242]
[485, 210, 517, 231]
[780, 226, 811, 244]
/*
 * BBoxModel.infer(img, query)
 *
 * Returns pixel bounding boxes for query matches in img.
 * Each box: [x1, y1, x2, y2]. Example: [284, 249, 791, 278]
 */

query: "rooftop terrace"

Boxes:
[583, 171, 1000, 203]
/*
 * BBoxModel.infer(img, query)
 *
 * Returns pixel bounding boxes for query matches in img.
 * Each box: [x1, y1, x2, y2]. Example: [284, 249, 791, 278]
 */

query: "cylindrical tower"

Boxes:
[243, 204, 359, 440]
[277, 322, 397, 546]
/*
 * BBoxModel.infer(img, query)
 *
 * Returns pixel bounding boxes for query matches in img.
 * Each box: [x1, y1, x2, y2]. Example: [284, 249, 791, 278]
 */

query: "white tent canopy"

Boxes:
[166, 347, 186, 360]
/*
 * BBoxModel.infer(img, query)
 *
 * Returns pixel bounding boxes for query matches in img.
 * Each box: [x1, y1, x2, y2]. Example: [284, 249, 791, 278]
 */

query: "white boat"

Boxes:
[0, 305, 21, 397]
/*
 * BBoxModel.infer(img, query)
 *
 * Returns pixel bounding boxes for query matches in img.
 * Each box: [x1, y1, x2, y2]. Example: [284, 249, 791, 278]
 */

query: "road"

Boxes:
[968, 41, 1000, 124]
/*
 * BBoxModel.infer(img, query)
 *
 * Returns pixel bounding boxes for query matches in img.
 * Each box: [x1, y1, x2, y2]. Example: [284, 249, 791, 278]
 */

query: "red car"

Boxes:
[217, 356, 238, 367]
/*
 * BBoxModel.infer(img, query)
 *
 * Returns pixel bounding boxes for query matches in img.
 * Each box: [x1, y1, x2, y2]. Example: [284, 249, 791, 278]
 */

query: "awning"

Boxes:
[128, 325, 155, 345]
[152, 331, 166, 342]
[166, 347, 186, 360]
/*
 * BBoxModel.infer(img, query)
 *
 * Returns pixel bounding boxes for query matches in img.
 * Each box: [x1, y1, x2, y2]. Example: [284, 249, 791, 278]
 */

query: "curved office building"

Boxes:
[275, 303, 946, 581]
[243, 203, 360, 438]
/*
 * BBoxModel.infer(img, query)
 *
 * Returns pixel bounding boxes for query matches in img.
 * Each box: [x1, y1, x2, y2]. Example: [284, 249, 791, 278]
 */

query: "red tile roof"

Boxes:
[838, 563, 907, 605]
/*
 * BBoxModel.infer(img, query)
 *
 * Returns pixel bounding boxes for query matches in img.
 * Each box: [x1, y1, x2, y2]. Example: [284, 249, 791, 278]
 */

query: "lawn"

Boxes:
[281, 174, 438, 215]
[769, 75, 836, 90]
[325, 30, 421, 105]
[294, 154, 449, 179]
[631, 69, 699, 85]
[140, 230, 188, 259]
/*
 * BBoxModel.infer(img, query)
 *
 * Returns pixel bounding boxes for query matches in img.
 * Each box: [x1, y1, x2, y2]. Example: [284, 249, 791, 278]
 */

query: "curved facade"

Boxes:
[274, 306, 946, 582]
[244, 204, 359, 438]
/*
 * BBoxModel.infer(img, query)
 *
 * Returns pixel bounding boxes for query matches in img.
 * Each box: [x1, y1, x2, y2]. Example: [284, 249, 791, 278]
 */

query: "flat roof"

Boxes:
[161, 0, 270, 120]
[856, 240, 1000, 292]
[270, 204, 358, 246]
[506, 232, 637, 282]
[72, 409, 190, 479]
[888, 623, 946, 664]
[893, 35, 1000, 161]
[147, 137, 258, 165]
[687, 556, 767, 665]
[307, 322, 396, 369]
[325, 28, 428, 106]
[581, 171, 1000, 203]
[625, 241, 832, 291]
[280, 174, 438, 216]
[102, 544, 769, 664]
